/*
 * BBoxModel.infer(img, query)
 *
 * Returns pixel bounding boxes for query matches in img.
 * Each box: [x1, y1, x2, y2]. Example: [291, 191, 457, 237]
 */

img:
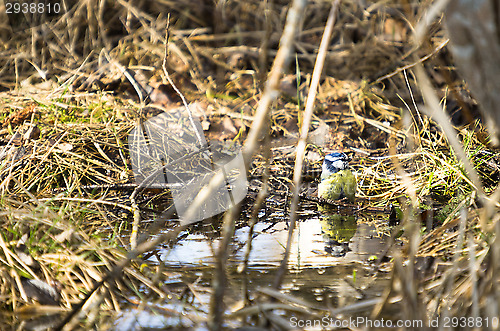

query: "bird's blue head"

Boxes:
[321, 152, 349, 181]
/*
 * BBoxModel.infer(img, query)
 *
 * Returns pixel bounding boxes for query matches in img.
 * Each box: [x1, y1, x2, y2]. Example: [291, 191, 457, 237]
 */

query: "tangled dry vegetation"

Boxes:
[0, 0, 499, 329]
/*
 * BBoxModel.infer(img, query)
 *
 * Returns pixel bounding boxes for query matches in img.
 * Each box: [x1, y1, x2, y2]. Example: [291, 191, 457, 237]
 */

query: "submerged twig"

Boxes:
[242, 111, 271, 304]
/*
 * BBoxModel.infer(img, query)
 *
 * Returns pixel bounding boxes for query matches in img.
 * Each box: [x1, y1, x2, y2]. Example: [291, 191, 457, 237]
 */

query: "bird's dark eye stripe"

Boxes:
[325, 152, 348, 163]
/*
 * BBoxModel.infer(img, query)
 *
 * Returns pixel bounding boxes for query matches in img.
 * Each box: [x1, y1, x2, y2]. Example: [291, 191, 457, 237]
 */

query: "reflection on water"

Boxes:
[159, 213, 388, 269]
[115, 208, 393, 329]
[319, 210, 357, 257]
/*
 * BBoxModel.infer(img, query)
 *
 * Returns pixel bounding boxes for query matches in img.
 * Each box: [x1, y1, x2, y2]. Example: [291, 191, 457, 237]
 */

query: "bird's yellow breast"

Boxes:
[318, 169, 356, 202]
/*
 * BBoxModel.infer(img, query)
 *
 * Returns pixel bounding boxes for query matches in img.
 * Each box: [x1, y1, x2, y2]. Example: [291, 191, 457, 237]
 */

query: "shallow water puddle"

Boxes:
[159, 218, 388, 268]
[115, 211, 394, 329]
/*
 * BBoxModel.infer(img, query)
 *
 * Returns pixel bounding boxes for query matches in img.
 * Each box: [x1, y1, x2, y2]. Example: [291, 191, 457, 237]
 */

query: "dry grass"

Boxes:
[0, 0, 499, 330]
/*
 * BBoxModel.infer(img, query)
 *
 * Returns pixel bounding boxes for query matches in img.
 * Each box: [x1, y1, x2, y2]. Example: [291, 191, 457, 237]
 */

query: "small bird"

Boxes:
[318, 152, 356, 202]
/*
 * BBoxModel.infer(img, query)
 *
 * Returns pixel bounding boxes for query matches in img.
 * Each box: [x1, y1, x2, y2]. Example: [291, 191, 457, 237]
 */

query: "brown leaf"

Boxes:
[2, 104, 37, 128]
[23, 125, 40, 141]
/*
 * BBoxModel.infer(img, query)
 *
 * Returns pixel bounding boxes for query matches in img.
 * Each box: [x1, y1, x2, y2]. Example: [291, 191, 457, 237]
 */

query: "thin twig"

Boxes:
[373, 38, 449, 84]
[242, 111, 271, 304]
[206, 0, 309, 328]
[273, 0, 341, 290]
[162, 15, 204, 148]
